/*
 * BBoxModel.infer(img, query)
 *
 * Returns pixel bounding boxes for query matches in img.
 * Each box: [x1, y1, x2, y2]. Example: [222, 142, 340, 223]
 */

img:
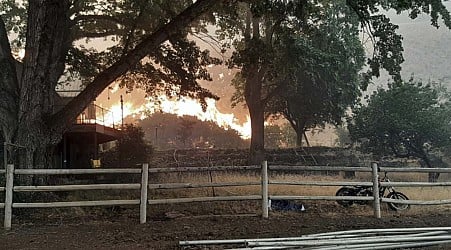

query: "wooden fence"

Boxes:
[2, 162, 451, 229]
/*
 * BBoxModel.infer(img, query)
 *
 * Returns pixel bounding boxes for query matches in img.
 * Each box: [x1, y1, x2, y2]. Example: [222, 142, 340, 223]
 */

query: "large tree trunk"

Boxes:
[13, 0, 71, 185]
[246, 80, 265, 164]
[243, 8, 266, 165]
[419, 156, 441, 183]
[294, 119, 307, 148]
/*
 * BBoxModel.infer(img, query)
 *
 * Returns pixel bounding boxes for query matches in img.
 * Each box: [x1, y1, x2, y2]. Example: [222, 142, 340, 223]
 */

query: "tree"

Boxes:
[218, 0, 451, 163]
[335, 125, 352, 148]
[177, 117, 196, 147]
[268, 1, 365, 147]
[117, 124, 153, 166]
[264, 124, 283, 149]
[0, 0, 224, 178]
[100, 124, 152, 168]
[348, 79, 451, 182]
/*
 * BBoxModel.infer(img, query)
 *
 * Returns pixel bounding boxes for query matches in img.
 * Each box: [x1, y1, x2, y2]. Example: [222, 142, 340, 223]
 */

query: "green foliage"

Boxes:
[0, 0, 27, 48]
[269, 0, 366, 142]
[215, 0, 451, 156]
[100, 123, 153, 168]
[1, 0, 220, 107]
[263, 123, 298, 148]
[117, 124, 153, 165]
[348, 79, 451, 159]
[335, 126, 352, 148]
[264, 124, 283, 149]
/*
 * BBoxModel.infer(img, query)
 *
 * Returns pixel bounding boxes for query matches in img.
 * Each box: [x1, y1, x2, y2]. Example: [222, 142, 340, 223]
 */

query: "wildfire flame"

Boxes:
[104, 96, 251, 139]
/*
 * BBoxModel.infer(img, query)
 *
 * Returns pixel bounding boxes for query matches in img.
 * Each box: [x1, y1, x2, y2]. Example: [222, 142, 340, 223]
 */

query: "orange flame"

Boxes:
[104, 96, 251, 139]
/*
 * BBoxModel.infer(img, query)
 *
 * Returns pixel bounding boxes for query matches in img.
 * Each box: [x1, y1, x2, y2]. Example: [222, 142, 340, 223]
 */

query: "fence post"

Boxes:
[4, 164, 14, 229]
[261, 161, 269, 218]
[140, 163, 149, 224]
[372, 162, 381, 219]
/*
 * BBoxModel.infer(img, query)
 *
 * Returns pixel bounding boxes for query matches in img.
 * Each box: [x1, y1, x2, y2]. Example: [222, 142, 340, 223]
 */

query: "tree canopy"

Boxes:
[267, 0, 366, 147]
[348, 79, 451, 180]
[216, 0, 451, 163]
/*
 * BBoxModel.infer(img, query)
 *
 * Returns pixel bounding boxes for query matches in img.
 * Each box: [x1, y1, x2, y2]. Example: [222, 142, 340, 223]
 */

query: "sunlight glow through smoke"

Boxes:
[104, 96, 251, 139]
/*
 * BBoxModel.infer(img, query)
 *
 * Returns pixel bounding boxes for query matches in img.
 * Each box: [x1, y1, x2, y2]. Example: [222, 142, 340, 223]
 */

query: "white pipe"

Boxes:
[322, 239, 451, 250]
[180, 228, 451, 246]
[248, 235, 451, 247]
[306, 227, 451, 237]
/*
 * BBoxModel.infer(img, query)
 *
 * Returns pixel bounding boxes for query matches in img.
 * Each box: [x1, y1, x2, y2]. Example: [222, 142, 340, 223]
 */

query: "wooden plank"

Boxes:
[380, 167, 451, 173]
[140, 164, 149, 224]
[261, 161, 269, 218]
[0, 187, 5, 192]
[381, 198, 451, 205]
[269, 165, 371, 172]
[148, 165, 260, 173]
[270, 195, 373, 201]
[14, 168, 141, 175]
[0, 203, 4, 208]
[13, 183, 140, 192]
[372, 162, 381, 219]
[269, 180, 372, 186]
[0, 170, 5, 174]
[13, 199, 140, 208]
[380, 182, 451, 187]
[148, 181, 260, 189]
[148, 195, 262, 204]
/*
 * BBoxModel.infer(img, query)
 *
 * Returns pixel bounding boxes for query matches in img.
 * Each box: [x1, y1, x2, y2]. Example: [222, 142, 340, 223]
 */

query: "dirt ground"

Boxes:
[1, 202, 450, 249]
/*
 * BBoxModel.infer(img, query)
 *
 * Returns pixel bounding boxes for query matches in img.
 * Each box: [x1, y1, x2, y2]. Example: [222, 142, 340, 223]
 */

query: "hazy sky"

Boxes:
[371, 4, 451, 90]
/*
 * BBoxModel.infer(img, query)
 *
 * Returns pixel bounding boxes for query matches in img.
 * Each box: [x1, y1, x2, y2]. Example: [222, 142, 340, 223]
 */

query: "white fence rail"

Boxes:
[2, 162, 451, 229]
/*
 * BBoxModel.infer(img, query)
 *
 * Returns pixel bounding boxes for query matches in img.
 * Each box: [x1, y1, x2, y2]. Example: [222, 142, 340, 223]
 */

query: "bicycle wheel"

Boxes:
[335, 187, 355, 207]
[386, 192, 410, 211]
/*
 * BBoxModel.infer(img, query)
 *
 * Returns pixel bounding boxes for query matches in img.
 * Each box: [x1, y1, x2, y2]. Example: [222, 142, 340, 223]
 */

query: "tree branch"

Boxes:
[50, 0, 228, 133]
[71, 30, 125, 40]
[71, 15, 126, 27]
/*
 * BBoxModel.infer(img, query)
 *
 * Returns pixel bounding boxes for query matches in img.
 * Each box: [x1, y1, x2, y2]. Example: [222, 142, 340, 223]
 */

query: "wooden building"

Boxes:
[55, 94, 121, 168]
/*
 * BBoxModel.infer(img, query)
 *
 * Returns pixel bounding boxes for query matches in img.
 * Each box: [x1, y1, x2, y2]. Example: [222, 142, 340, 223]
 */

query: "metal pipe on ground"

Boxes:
[180, 227, 451, 249]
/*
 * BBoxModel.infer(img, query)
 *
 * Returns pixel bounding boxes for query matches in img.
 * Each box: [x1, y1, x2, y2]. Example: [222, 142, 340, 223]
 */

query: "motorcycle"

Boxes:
[336, 172, 410, 211]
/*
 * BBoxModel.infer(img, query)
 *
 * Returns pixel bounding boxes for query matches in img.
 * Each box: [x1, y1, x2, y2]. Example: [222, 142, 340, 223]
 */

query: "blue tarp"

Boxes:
[270, 200, 306, 212]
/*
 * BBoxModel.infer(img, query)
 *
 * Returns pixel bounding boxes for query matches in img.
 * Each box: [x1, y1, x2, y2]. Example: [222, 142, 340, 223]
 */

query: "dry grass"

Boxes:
[148, 170, 451, 215]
